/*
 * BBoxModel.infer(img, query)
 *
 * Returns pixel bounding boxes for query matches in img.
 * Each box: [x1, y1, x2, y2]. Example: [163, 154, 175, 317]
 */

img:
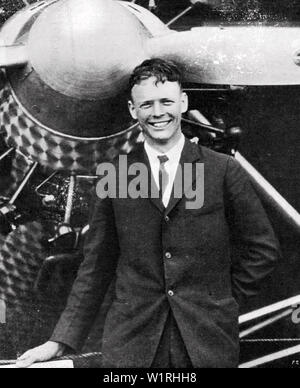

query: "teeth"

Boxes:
[151, 121, 170, 128]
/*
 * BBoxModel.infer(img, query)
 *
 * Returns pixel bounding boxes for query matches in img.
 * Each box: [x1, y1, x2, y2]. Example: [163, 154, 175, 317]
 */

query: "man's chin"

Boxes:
[143, 130, 171, 144]
[150, 136, 169, 144]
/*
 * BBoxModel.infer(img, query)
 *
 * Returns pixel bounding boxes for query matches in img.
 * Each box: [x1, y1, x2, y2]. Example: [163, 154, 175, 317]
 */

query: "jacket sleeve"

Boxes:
[224, 156, 281, 307]
[50, 192, 119, 352]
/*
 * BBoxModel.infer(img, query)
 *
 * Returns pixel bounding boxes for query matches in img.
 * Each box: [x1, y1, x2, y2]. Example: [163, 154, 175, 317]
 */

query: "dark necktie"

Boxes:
[158, 155, 169, 202]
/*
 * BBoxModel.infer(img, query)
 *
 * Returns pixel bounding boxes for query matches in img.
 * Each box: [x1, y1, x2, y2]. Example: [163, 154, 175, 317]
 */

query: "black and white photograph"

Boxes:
[0, 0, 299, 370]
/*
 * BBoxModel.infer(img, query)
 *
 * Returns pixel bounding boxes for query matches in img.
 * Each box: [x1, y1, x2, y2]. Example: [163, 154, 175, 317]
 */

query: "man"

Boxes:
[17, 59, 280, 368]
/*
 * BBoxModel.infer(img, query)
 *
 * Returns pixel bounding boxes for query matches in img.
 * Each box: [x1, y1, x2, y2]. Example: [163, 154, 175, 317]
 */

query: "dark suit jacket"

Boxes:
[51, 138, 280, 368]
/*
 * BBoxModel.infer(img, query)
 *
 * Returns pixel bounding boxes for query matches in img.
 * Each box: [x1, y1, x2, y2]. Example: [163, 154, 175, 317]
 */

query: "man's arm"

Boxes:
[17, 193, 119, 367]
[50, 193, 119, 350]
[224, 156, 281, 307]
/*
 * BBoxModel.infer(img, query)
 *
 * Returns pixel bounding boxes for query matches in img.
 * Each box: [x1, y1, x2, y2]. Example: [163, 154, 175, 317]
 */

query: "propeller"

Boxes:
[0, 0, 300, 173]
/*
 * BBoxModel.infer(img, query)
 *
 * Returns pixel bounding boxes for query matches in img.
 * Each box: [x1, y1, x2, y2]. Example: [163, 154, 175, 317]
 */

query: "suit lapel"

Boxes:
[127, 143, 165, 214]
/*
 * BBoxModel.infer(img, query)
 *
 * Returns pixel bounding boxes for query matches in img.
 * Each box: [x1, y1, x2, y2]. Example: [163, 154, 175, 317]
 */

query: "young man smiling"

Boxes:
[128, 65, 188, 152]
[127, 60, 189, 209]
[17, 59, 280, 368]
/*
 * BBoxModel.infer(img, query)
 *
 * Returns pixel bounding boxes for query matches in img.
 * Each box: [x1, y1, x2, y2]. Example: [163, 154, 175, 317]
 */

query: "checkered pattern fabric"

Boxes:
[0, 75, 144, 174]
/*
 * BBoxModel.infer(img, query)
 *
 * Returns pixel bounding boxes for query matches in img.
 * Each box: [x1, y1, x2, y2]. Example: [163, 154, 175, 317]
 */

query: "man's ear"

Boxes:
[181, 92, 188, 114]
[128, 100, 137, 120]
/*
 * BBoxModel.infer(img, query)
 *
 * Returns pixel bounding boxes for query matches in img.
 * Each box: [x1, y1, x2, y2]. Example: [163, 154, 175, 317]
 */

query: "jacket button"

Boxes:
[165, 252, 172, 259]
[164, 216, 170, 222]
[168, 290, 174, 297]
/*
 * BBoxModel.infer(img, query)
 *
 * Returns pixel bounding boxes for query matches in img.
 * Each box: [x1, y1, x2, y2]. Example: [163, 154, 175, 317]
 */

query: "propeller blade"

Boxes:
[0, 45, 28, 67]
[148, 26, 300, 85]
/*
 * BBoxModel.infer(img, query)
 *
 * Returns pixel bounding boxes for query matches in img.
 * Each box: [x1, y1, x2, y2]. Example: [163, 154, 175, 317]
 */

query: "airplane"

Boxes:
[0, 0, 300, 368]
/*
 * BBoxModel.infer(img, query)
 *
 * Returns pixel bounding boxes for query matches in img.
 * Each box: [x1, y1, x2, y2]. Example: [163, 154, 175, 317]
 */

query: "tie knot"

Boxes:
[158, 155, 169, 165]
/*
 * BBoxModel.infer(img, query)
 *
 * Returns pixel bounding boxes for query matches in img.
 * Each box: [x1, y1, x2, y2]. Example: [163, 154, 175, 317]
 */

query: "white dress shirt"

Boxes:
[144, 134, 185, 207]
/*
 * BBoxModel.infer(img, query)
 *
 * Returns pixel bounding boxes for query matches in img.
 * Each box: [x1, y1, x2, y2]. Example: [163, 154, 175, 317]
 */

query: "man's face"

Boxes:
[128, 77, 188, 145]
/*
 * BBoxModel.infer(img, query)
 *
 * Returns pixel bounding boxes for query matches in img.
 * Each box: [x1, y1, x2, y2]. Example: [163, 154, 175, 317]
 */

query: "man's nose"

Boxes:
[152, 102, 165, 117]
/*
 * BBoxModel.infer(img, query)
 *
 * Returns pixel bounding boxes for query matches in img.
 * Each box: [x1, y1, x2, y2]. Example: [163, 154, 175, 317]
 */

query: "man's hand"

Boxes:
[16, 341, 66, 368]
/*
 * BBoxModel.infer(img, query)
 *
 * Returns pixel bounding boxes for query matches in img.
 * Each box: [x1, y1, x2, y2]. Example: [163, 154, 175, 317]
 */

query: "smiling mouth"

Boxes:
[148, 120, 172, 129]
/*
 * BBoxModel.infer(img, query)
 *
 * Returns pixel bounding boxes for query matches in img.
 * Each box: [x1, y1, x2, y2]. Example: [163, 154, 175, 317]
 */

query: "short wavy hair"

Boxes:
[129, 58, 183, 97]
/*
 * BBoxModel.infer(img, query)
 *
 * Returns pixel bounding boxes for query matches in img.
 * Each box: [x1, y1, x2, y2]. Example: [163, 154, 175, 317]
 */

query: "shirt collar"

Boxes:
[144, 133, 185, 166]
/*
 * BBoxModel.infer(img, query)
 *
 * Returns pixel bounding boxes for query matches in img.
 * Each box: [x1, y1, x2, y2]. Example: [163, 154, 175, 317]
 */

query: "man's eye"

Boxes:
[140, 104, 151, 109]
[163, 101, 173, 106]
